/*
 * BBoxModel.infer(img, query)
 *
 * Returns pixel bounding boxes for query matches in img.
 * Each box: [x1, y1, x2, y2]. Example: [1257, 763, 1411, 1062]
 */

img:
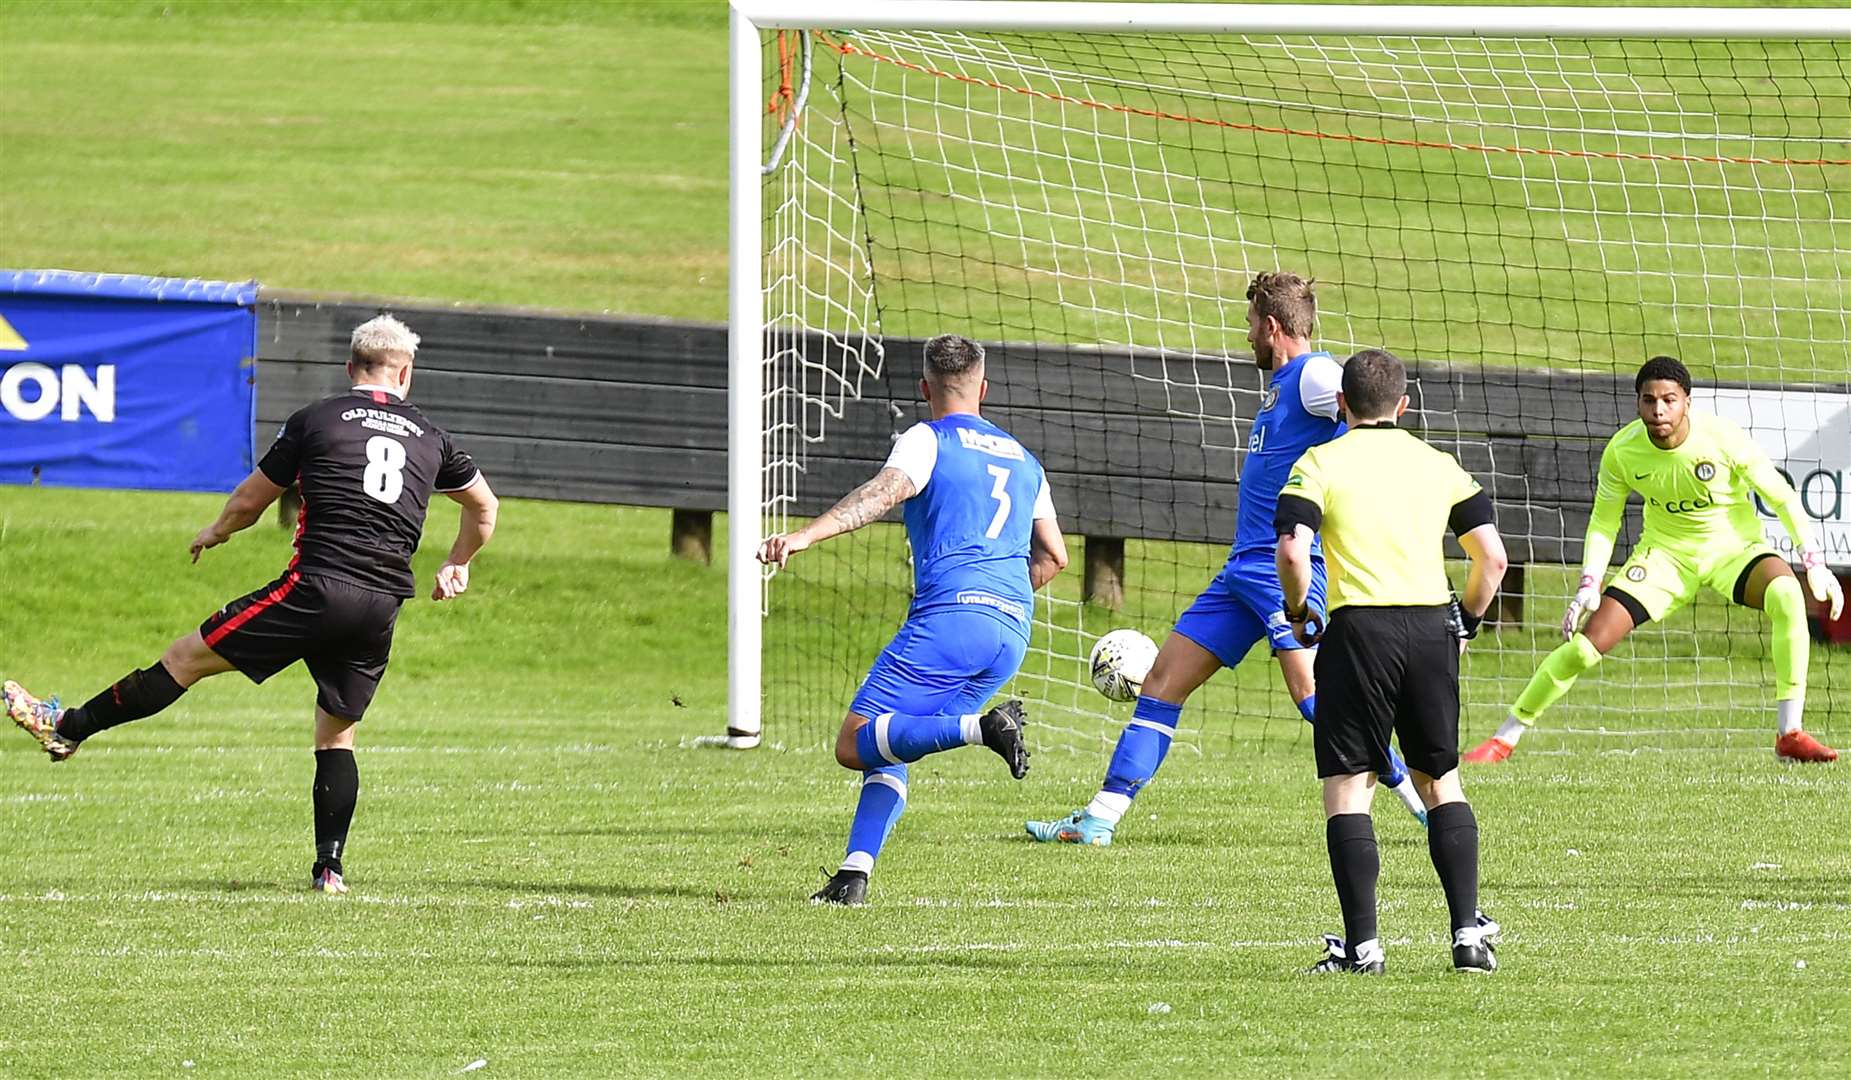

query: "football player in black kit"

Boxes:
[5, 315, 498, 895]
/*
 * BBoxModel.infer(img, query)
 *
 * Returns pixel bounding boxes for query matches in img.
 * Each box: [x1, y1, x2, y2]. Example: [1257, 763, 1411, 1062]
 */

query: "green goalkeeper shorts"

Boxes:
[1606, 541, 1780, 624]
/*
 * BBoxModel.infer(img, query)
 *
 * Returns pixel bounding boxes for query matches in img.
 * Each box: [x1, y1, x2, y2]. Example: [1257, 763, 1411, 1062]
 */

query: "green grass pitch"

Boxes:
[4, 1, 1851, 1075]
[2, 487, 1850, 1077]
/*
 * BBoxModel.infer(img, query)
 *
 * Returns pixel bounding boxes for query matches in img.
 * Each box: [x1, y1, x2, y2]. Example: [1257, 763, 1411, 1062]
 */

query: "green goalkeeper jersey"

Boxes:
[1590, 410, 1804, 562]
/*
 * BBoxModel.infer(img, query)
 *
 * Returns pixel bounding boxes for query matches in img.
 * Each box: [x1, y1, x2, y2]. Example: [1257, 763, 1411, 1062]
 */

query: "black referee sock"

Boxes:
[1326, 813, 1380, 951]
[312, 749, 360, 875]
[1426, 801, 1480, 933]
[55, 662, 187, 744]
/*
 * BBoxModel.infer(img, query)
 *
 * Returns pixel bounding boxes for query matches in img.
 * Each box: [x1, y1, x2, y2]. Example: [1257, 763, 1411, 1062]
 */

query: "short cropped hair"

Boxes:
[1636, 355, 1692, 394]
[1342, 348, 1407, 419]
[1247, 271, 1316, 339]
[350, 314, 420, 369]
[924, 334, 985, 381]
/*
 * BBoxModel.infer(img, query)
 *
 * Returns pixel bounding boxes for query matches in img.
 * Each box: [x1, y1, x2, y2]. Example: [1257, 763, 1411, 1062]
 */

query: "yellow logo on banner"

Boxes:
[0, 314, 26, 351]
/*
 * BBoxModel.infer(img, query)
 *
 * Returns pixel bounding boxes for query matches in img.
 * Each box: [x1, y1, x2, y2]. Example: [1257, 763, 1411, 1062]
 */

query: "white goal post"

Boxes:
[725, 2, 1851, 749]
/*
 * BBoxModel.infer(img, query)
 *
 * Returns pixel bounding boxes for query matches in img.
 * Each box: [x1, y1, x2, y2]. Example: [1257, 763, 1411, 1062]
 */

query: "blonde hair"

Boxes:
[350, 314, 420, 370]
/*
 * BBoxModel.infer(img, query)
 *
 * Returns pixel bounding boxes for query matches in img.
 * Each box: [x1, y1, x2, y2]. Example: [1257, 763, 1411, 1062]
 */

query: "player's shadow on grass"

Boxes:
[1496, 874, 1851, 905]
[433, 878, 723, 900]
[168, 878, 292, 894]
[507, 952, 1039, 973]
[541, 824, 752, 839]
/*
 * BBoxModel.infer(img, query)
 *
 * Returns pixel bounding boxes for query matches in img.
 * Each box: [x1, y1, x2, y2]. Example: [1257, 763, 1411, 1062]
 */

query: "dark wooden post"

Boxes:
[1084, 535, 1126, 609]
[672, 508, 714, 565]
[1489, 562, 1525, 626]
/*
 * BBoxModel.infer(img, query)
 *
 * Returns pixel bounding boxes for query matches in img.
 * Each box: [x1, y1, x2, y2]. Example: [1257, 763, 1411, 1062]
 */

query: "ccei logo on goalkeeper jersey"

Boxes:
[1645, 457, 1722, 515]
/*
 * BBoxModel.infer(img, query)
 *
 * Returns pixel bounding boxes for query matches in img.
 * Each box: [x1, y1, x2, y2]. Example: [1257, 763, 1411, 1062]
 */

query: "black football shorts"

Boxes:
[1312, 604, 1460, 780]
[200, 572, 403, 721]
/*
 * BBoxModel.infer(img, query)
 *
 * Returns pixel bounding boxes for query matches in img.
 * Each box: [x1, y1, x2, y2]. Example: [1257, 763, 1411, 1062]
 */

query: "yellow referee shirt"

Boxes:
[1277, 425, 1489, 611]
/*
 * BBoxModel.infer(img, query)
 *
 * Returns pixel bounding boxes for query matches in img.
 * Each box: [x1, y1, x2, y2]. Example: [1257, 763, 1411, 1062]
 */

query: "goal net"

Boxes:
[742, 5, 1851, 759]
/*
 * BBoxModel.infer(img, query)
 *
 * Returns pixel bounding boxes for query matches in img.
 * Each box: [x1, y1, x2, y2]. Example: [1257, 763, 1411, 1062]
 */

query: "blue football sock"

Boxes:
[841, 763, 908, 874]
[855, 711, 977, 765]
[1101, 696, 1181, 799]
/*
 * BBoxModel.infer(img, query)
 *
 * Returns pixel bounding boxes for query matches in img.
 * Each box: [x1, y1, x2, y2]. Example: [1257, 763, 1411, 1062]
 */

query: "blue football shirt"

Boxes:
[1231, 350, 1344, 559]
[883, 414, 1054, 638]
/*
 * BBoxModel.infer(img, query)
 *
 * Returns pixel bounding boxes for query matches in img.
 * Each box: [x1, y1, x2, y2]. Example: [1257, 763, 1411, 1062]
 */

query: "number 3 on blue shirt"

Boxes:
[985, 463, 1013, 538]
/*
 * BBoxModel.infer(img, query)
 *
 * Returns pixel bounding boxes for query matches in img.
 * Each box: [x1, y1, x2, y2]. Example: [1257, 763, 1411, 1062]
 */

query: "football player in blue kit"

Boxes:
[759, 334, 1070, 905]
[1028, 271, 1429, 847]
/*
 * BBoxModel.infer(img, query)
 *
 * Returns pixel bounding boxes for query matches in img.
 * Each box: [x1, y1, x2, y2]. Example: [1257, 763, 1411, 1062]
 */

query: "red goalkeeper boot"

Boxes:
[1462, 736, 1514, 765]
[1775, 730, 1838, 764]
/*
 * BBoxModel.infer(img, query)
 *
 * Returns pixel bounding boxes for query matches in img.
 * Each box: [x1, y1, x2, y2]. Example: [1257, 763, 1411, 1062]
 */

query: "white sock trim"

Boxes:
[1778, 697, 1804, 736]
[1494, 714, 1527, 746]
[1086, 791, 1132, 824]
[1127, 718, 1177, 739]
[864, 771, 908, 800]
[959, 713, 982, 745]
[841, 851, 875, 874]
[1351, 938, 1384, 963]
[873, 712, 898, 764]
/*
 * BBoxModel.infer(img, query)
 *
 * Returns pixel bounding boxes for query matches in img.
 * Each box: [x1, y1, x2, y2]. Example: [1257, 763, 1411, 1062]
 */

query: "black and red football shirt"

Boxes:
[258, 386, 480, 598]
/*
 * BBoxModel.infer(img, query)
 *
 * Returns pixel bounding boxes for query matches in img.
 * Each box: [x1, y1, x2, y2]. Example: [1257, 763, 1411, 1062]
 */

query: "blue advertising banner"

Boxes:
[0, 270, 258, 493]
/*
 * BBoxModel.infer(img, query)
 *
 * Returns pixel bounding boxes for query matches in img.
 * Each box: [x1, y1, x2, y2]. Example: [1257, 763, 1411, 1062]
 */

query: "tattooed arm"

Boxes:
[757, 467, 917, 568]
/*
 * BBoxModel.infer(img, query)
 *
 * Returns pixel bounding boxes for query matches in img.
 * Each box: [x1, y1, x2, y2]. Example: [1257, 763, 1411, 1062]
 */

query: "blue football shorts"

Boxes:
[850, 607, 1029, 719]
[1172, 550, 1327, 668]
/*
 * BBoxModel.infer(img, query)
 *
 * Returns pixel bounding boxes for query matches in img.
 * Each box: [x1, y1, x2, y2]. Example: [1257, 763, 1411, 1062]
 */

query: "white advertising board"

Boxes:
[1698, 387, 1851, 568]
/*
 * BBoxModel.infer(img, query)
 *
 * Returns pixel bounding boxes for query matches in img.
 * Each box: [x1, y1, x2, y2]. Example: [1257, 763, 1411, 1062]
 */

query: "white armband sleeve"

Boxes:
[1299, 353, 1343, 420]
[1033, 475, 1058, 521]
[882, 423, 938, 495]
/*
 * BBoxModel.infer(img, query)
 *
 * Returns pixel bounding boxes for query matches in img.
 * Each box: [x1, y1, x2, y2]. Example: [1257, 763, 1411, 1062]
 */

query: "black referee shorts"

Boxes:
[200, 572, 403, 721]
[1313, 604, 1460, 780]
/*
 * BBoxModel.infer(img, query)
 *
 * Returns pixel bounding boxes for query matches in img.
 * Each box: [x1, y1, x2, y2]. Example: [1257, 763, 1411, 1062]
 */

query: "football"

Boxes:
[1089, 628, 1159, 702]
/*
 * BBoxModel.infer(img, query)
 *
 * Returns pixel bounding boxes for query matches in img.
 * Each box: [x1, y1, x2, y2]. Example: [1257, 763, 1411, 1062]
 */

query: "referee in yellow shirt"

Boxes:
[1273, 349, 1509, 975]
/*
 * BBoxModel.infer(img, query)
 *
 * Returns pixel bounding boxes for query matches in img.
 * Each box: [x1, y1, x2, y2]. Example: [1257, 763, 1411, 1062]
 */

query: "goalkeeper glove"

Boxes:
[1801, 550, 1845, 621]
[1562, 574, 1601, 639]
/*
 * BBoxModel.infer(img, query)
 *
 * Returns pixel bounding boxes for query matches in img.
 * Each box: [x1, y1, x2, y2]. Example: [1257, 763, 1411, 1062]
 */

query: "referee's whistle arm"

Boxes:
[1457, 522, 1511, 642]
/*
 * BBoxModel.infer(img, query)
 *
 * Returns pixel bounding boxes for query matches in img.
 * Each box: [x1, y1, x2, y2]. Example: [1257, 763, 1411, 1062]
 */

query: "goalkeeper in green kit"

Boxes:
[1466, 356, 1846, 765]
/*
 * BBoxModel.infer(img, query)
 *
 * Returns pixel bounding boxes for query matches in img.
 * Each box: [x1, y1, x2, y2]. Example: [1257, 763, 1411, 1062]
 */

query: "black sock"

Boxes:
[312, 749, 360, 875]
[55, 663, 186, 743]
[1326, 812, 1379, 950]
[1427, 801, 1480, 933]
